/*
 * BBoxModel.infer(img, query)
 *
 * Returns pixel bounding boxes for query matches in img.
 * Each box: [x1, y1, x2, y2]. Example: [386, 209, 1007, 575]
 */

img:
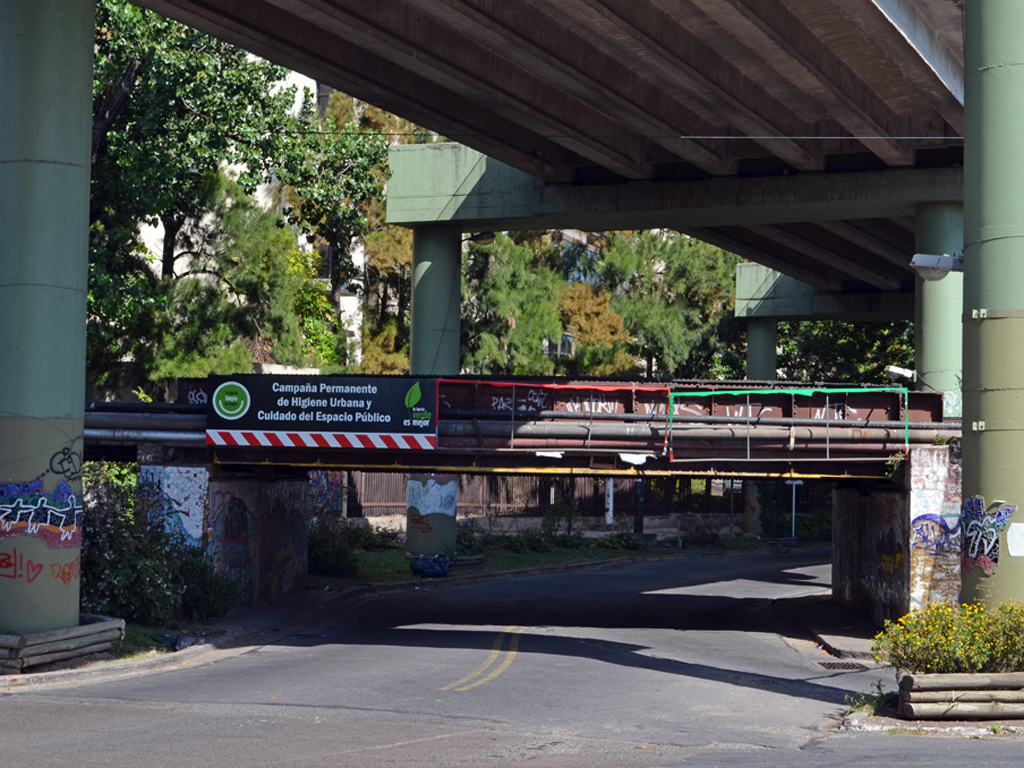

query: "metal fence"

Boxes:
[340, 472, 826, 520]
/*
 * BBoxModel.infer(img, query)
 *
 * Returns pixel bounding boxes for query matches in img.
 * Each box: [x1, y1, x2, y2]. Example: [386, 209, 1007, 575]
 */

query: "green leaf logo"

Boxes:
[213, 381, 251, 421]
[405, 382, 422, 411]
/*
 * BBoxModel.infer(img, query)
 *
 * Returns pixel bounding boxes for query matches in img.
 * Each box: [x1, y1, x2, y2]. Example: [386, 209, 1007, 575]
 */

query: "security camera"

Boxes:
[911, 252, 963, 281]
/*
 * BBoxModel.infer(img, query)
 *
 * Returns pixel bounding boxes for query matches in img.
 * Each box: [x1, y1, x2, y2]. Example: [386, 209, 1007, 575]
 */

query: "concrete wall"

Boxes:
[833, 484, 908, 625]
[908, 444, 962, 611]
[833, 444, 961, 626]
[207, 479, 311, 605]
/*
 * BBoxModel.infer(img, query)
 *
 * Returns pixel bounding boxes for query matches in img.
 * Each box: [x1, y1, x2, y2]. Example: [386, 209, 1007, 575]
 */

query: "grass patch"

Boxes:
[111, 621, 225, 661]
[845, 681, 898, 717]
[306, 533, 801, 593]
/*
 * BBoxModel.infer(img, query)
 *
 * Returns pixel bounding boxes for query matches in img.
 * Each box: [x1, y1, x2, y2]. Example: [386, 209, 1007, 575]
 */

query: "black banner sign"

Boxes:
[206, 375, 437, 450]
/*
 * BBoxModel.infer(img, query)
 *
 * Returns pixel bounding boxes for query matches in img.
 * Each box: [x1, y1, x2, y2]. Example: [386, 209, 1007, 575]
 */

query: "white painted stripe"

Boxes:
[206, 430, 435, 449]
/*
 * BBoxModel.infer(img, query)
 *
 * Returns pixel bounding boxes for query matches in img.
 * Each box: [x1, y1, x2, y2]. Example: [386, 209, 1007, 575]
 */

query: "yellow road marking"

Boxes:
[440, 625, 525, 692]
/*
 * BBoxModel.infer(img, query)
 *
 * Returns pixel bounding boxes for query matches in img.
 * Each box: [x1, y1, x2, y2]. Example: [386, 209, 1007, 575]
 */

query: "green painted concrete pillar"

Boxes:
[410, 225, 463, 376]
[914, 203, 964, 418]
[962, 2, 1024, 606]
[408, 225, 461, 558]
[746, 318, 777, 381]
[0, 0, 93, 633]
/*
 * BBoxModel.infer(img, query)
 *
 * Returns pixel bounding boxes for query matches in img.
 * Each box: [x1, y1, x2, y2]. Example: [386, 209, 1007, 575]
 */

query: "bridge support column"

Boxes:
[745, 318, 777, 381]
[408, 225, 461, 556]
[962, 2, 1024, 606]
[410, 225, 462, 376]
[914, 203, 963, 418]
[0, 0, 93, 633]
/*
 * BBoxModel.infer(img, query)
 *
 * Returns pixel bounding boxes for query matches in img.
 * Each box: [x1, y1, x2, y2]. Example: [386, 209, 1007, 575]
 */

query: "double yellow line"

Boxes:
[441, 625, 526, 692]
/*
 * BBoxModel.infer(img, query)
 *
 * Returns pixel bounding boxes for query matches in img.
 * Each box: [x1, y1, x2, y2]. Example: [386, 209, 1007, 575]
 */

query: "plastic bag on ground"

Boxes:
[410, 552, 452, 578]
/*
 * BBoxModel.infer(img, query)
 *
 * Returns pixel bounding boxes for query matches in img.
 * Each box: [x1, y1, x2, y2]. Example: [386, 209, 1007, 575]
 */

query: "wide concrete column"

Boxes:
[962, 2, 1024, 605]
[0, 0, 93, 632]
[410, 225, 462, 376]
[745, 318, 777, 381]
[914, 202, 964, 418]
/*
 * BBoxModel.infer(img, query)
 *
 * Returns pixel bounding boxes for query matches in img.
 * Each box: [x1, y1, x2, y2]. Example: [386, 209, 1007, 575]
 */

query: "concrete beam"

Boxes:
[387, 144, 963, 232]
[735, 263, 912, 322]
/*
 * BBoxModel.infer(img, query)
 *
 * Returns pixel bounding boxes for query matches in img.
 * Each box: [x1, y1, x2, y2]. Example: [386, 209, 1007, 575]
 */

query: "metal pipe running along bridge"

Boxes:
[85, 376, 959, 480]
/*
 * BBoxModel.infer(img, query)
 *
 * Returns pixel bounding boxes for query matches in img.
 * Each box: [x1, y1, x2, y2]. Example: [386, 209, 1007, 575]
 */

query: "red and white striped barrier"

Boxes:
[206, 430, 436, 450]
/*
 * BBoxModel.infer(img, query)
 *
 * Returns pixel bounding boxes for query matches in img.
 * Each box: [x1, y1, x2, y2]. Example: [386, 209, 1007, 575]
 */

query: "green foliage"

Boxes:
[275, 108, 389, 288]
[81, 462, 242, 625]
[307, 515, 363, 578]
[872, 602, 1024, 673]
[151, 180, 315, 381]
[462, 234, 563, 375]
[596, 518, 643, 550]
[597, 231, 744, 379]
[177, 544, 245, 621]
[886, 453, 907, 486]
[845, 681, 898, 716]
[776, 319, 914, 383]
[89, 1, 387, 393]
[456, 519, 483, 553]
[307, 515, 402, 578]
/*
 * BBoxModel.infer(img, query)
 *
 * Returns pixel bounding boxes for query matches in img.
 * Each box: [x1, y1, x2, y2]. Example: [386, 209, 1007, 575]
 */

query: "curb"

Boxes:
[0, 589, 353, 691]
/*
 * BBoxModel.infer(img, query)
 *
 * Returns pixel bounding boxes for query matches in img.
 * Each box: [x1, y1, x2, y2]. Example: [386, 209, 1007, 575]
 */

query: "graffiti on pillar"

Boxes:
[208, 484, 309, 604]
[963, 495, 1017, 576]
[910, 513, 962, 556]
[257, 495, 306, 602]
[0, 481, 83, 549]
[310, 470, 348, 514]
[139, 466, 209, 547]
[0, 547, 80, 587]
[942, 389, 962, 419]
[48, 446, 83, 484]
[208, 490, 255, 600]
[874, 494, 907, 613]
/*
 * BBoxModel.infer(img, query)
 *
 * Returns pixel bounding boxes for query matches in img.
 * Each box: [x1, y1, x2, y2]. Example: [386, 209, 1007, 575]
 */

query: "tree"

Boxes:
[775, 320, 914, 383]
[596, 231, 743, 379]
[556, 283, 637, 377]
[461, 235, 563, 375]
[359, 226, 412, 374]
[150, 179, 310, 380]
[89, 0, 387, 393]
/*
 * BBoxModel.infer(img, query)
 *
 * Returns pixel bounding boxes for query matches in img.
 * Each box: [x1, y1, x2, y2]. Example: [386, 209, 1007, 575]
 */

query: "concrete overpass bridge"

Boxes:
[7, 0, 1024, 632]
[135, 0, 967, 390]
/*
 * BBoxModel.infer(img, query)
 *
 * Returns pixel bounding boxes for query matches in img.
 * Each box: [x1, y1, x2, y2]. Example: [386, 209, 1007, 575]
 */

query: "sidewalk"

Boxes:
[775, 593, 878, 660]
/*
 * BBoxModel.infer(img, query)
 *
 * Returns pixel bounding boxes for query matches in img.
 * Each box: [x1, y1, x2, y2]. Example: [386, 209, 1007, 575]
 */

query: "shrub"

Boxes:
[307, 514, 362, 578]
[595, 530, 642, 550]
[177, 545, 245, 620]
[81, 461, 243, 626]
[456, 519, 482, 553]
[357, 523, 401, 551]
[872, 601, 1024, 674]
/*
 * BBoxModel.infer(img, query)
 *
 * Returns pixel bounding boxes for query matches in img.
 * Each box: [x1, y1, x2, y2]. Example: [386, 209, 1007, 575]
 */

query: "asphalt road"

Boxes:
[4, 551, 1023, 767]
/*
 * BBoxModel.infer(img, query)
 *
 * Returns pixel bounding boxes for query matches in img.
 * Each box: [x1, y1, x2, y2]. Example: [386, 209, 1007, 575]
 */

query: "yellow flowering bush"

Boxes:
[872, 601, 1024, 673]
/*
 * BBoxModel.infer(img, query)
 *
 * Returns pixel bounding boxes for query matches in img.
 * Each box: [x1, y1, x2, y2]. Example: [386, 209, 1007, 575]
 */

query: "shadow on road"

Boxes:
[266, 549, 870, 708]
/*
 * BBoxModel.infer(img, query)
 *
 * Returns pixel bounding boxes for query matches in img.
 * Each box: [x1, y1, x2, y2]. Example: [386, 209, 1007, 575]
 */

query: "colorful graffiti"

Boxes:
[0, 547, 79, 587]
[910, 513, 961, 556]
[310, 470, 348, 514]
[139, 466, 209, 547]
[208, 489, 255, 600]
[0, 481, 82, 549]
[207, 483, 309, 604]
[963, 495, 1017, 576]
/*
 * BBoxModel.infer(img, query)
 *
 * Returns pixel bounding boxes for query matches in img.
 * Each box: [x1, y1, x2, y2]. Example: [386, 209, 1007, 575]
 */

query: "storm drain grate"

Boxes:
[819, 661, 868, 671]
